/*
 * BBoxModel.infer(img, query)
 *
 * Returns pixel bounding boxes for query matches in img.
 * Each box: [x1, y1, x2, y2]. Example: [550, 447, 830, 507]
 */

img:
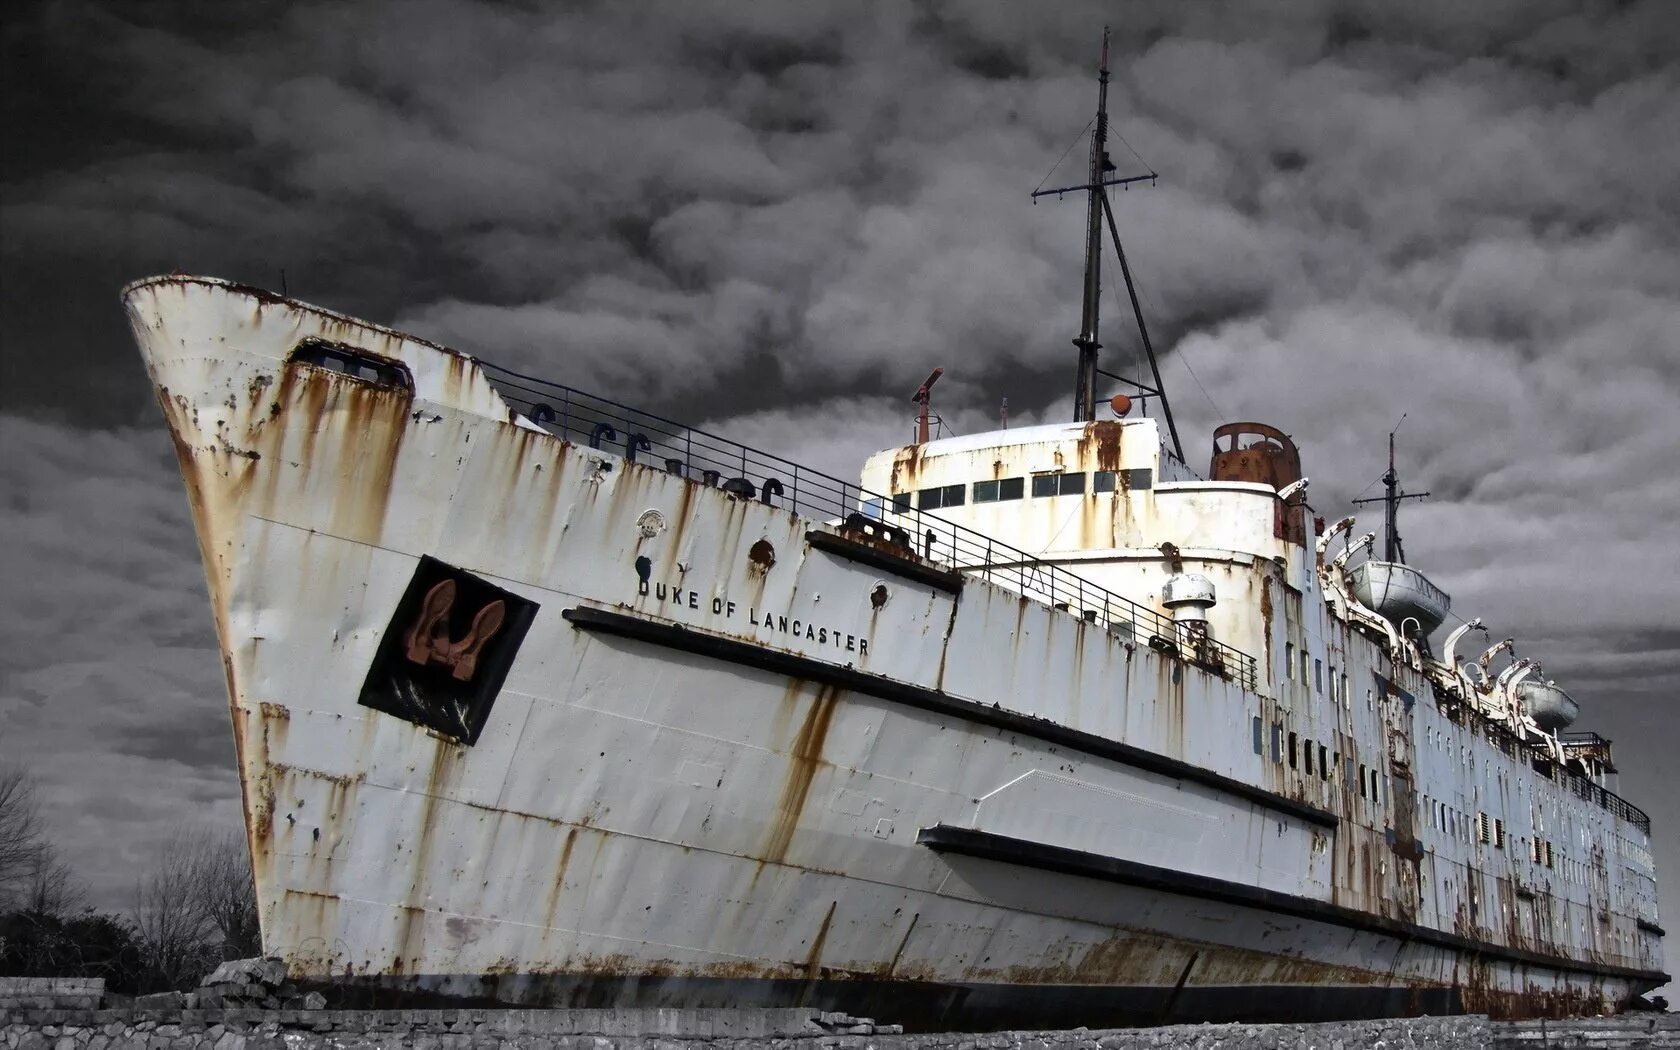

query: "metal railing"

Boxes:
[481, 361, 1259, 691]
[1562, 770, 1650, 834]
[1549, 734, 1648, 832]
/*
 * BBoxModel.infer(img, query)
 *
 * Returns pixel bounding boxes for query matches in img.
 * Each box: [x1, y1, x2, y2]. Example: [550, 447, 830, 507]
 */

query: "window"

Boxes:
[1031, 472, 1086, 497]
[1301, 651, 1310, 684]
[1360, 763, 1368, 799]
[1251, 716, 1263, 756]
[973, 477, 1024, 503]
[1314, 659, 1323, 692]
[1285, 643, 1294, 679]
[1319, 744, 1329, 781]
[1304, 741, 1313, 776]
[1093, 470, 1116, 492]
[1289, 731, 1299, 770]
[862, 497, 884, 519]
[291, 338, 412, 391]
[1495, 818, 1507, 849]
[1271, 723, 1283, 764]
[1341, 673, 1350, 709]
[918, 484, 966, 510]
[890, 492, 911, 513]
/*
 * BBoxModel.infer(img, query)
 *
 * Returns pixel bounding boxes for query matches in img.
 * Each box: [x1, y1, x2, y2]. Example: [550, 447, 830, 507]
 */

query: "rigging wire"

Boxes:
[1105, 240, 1225, 419]
[1112, 126, 1155, 176]
[1033, 117, 1096, 196]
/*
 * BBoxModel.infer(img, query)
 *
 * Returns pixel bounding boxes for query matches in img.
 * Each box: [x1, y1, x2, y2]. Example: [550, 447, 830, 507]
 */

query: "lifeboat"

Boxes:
[1347, 559, 1451, 637]
[1516, 679, 1581, 731]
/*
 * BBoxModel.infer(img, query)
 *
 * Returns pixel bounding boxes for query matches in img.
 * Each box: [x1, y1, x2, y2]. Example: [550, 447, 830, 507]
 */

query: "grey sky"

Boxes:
[2, 0, 1676, 997]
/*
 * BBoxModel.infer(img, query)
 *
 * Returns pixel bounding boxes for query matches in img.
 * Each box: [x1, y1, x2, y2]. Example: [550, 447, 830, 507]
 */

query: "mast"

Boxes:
[1353, 420, 1429, 564]
[1031, 28, 1183, 460]
[1382, 432, 1399, 562]
[1071, 29, 1111, 422]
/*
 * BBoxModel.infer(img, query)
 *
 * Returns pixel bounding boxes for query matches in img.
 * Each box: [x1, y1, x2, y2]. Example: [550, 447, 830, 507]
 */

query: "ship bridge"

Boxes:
[860, 416, 1315, 666]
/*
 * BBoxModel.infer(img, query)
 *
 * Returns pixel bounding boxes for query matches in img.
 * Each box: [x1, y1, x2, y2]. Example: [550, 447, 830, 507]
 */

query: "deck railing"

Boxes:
[481, 361, 1259, 691]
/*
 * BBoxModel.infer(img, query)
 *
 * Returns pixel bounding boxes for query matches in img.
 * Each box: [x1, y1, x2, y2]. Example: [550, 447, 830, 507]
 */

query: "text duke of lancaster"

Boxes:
[638, 580, 871, 656]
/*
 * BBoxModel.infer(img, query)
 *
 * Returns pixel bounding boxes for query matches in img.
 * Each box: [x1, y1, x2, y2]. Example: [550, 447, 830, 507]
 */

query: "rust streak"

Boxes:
[803, 900, 838, 980]
[760, 682, 841, 863]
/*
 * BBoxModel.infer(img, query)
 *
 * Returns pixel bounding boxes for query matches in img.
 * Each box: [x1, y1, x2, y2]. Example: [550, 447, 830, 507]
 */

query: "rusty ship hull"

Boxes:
[126, 275, 1665, 1028]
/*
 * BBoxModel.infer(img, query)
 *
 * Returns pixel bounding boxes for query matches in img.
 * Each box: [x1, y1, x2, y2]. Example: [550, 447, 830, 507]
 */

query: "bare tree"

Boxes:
[186, 829, 261, 960]
[132, 832, 211, 990]
[0, 763, 49, 909]
[130, 826, 261, 990]
[19, 854, 90, 918]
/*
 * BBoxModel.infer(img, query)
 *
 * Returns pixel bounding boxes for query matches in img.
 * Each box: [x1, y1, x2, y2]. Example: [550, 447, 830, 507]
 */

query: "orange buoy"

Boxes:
[1110, 394, 1132, 417]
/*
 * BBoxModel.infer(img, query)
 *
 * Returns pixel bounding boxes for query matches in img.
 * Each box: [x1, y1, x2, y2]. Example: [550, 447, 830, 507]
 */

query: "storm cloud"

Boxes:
[1, 0, 1676, 990]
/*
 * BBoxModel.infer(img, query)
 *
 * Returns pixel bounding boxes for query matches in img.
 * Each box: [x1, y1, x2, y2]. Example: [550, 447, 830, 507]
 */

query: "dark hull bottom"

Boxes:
[312, 974, 1483, 1032]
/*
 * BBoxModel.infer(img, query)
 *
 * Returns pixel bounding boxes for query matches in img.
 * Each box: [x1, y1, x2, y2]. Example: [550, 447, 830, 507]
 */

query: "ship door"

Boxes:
[1377, 674, 1422, 922]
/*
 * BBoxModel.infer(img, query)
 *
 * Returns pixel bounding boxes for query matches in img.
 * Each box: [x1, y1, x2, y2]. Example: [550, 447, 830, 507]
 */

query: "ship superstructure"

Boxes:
[124, 31, 1663, 1030]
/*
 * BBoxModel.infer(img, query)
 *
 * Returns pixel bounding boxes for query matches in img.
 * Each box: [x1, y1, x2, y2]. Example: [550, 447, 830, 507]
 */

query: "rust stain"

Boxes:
[760, 683, 841, 863]
[803, 900, 838, 980]
[1259, 574, 1274, 684]
[1077, 419, 1125, 472]
[878, 911, 919, 977]
[888, 444, 922, 494]
[541, 827, 581, 929]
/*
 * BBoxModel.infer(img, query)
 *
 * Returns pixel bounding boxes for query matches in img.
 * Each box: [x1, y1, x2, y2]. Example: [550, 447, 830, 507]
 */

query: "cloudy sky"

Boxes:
[2, 0, 1676, 993]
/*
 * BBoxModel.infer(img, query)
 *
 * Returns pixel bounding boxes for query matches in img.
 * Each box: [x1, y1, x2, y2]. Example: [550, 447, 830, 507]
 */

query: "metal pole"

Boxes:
[1100, 191, 1184, 462]
[1072, 27, 1111, 422]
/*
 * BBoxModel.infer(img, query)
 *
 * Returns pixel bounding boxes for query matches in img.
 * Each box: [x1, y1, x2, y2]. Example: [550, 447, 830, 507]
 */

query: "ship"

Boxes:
[125, 31, 1663, 1031]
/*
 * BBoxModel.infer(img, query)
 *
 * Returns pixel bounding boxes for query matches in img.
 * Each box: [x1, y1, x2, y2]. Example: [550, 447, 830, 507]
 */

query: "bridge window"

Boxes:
[1286, 643, 1294, 679]
[973, 477, 1024, 503]
[1251, 716, 1263, 755]
[1031, 472, 1087, 497]
[1288, 731, 1299, 770]
[1271, 723, 1283, 763]
[918, 484, 966, 510]
[289, 338, 412, 391]
[890, 492, 911, 513]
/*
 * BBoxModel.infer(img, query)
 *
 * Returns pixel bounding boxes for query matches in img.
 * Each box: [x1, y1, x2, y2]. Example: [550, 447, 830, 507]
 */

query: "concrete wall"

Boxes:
[0, 1008, 1510, 1050]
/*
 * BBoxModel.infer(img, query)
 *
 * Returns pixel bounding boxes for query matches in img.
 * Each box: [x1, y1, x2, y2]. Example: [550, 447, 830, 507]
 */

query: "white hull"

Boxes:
[125, 276, 1664, 1028]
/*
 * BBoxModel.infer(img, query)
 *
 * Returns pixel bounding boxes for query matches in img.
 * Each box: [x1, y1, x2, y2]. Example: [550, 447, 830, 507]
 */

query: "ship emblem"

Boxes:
[403, 579, 507, 682]
[358, 556, 537, 745]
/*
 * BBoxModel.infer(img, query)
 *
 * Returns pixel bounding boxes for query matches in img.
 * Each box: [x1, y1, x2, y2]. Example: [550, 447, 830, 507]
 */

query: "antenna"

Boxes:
[1352, 417, 1429, 564]
[911, 367, 944, 444]
[1031, 27, 1182, 461]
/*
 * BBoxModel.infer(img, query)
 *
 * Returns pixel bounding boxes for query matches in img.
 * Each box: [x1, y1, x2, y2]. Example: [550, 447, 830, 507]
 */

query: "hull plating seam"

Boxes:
[803, 530, 967, 593]
[560, 604, 1338, 829]
[918, 824, 1670, 986]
